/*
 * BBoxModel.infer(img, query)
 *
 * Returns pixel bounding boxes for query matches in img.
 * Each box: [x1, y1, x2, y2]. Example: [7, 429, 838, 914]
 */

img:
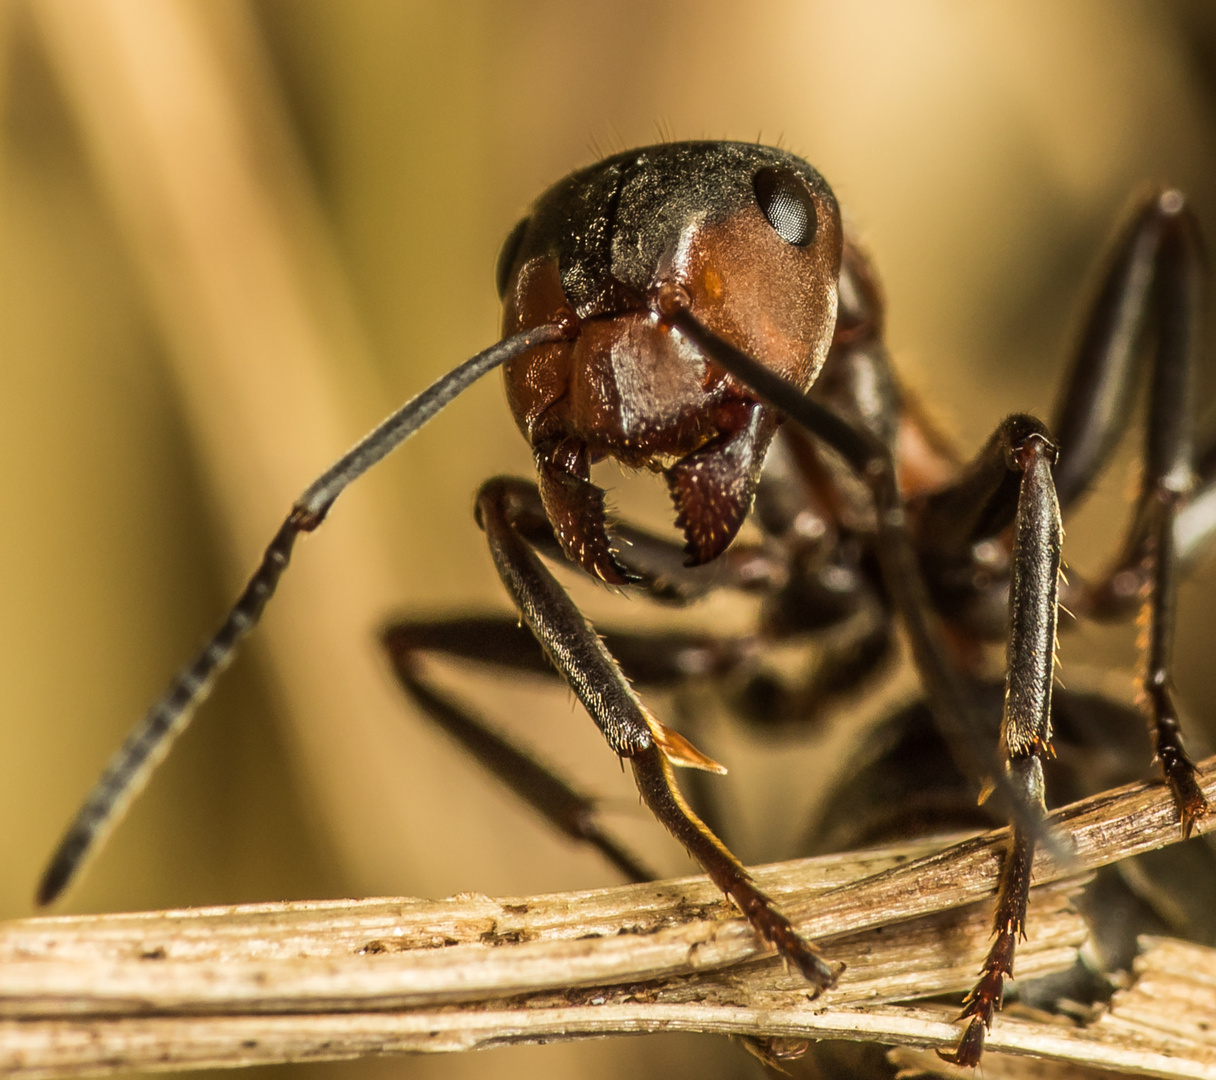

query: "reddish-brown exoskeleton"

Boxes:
[40, 142, 1212, 1066]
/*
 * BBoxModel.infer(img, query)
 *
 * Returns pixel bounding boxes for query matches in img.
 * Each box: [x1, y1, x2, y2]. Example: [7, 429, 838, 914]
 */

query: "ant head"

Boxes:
[496, 142, 843, 582]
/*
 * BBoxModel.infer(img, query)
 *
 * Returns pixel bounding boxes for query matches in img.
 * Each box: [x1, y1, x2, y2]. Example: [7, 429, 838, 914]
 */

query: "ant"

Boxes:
[37, 141, 1213, 1067]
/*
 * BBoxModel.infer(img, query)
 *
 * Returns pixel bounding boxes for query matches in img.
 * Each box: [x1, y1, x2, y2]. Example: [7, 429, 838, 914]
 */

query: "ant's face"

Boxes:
[495, 143, 842, 576]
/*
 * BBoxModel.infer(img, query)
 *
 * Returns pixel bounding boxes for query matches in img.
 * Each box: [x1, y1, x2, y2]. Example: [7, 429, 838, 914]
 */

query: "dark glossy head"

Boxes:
[496, 142, 843, 580]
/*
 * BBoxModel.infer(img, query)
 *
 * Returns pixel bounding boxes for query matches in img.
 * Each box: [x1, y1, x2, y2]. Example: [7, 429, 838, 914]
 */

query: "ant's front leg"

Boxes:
[472, 475, 840, 991]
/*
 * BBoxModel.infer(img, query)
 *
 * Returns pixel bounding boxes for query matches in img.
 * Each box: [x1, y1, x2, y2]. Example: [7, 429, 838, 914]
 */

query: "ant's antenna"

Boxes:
[37, 322, 569, 906]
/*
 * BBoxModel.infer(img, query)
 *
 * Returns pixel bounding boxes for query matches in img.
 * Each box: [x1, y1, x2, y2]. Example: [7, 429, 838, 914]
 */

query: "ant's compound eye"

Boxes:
[496, 216, 530, 299]
[753, 167, 817, 247]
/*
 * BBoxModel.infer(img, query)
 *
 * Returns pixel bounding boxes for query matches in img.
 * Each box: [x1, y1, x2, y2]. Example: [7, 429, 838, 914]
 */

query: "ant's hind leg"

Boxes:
[1137, 201, 1208, 832]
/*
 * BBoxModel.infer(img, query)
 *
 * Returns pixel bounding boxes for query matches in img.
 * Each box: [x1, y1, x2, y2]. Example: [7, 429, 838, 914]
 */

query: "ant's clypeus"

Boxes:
[38, 141, 1214, 1067]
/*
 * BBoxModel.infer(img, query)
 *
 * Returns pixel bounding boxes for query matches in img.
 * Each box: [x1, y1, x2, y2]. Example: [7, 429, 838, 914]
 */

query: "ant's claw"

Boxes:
[937, 1017, 986, 1068]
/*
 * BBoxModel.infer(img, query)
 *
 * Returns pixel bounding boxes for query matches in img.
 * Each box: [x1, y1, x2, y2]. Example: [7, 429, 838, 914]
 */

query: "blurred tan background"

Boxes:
[2, 2, 1216, 1079]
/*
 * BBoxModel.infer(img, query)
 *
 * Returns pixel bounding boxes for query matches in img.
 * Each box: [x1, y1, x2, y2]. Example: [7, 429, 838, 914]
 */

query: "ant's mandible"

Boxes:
[38, 141, 1213, 1068]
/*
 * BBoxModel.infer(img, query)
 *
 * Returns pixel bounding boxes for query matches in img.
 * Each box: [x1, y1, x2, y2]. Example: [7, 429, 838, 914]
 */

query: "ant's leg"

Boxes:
[862, 411, 1061, 1066]
[1051, 192, 1208, 832]
[940, 430, 1061, 1067]
[37, 323, 569, 906]
[1135, 200, 1208, 832]
[474, 476, 840, 990]
[382, 455, 893, 867]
